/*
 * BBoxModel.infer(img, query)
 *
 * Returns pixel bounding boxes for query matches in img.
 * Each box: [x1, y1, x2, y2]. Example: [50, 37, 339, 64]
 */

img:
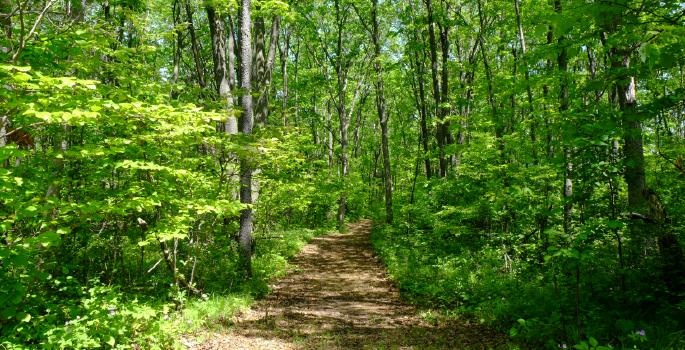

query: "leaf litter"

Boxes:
[182, 220, 509, 349]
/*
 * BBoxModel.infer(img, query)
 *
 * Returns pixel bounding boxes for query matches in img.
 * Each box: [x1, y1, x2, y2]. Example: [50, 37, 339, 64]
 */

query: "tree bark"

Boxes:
[279, 25, 291, 126]
[206, 6, 236, 134]
[409, 27, 432, 179]
[439, 17, 451, 176]
[226, 14, 238, 133]
[514, 0, 535, 160]
[183, 0, 206, 89]
[477, 0, 501, 161]
[555, 0, 572, 235]
[372, 0, 393, 224]
[238, 0, 253, 278]
[253, 15, 280, 127]
[425, 0, 446, 178]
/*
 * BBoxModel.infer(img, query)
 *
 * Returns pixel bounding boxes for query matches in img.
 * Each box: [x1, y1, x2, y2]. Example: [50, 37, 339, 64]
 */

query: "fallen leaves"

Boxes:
[180, 220, 510, 349]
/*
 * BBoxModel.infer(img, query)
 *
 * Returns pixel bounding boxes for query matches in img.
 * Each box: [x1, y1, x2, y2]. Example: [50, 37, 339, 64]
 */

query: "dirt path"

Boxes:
[185, 219, 507, 349]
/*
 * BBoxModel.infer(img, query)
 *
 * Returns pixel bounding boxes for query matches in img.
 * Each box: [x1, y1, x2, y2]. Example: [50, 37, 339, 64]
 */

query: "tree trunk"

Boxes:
[207, 6, 236, 134]
[555, 0, 572, 235]
[477, 0, 501, 161]
[226, 14, 238, 132]
[253, 15, 280, 127]
[183, 0, 206, 88]
[327, 100, 334, 172]
[514, 0, 535, 160]
[439, 19, 451, 177]
[372, 0, 392, 223]
[353, 91, 368, 158]
[425, 0, 446, 178]
[410, 31, 431, 179]
[279, 25, 291, 126]
[237, 0, 253, 278]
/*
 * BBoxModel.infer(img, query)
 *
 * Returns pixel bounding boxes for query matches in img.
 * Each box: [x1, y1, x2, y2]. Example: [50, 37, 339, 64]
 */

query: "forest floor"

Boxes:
[180, 219, 509, 349]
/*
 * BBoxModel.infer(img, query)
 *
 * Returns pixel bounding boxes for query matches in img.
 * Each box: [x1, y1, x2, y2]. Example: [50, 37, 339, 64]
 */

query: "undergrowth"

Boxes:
[370, 220, 685, 350]
[0, 227, 331, 349]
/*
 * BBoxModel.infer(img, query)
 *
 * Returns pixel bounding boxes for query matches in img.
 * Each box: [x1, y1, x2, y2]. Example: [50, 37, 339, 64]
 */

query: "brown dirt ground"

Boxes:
[181, 219, 509, 349]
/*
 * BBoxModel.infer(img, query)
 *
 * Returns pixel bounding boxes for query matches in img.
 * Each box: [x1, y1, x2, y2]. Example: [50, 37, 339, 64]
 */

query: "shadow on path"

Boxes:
[188, 220, 508, 349]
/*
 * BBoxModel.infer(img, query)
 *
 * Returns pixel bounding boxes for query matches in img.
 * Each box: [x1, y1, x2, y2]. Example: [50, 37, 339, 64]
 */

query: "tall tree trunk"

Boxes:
[439, 18, 451, 176]
[613, 57, 645, 213]
[253, 15, 280, 126]
[477, 0, 501, 161]
[294, 35, 300, 124]
[410, 31, 432, 179]
[353, 91, 368, 158]
[207, 6, 236, 134]
[425, 0, 446, 178]
[327, 100, 334, 172]
[514, 0, 535, 161]
[237, 0, 253, 278]
[334, 0, 348, 230]
[372, 0, 392, 223]
[544, 26, 554, 159]
[555, 0, 572, 236]
[279, 25, 291, 126]
[226, 15, 237, 132]
[183, 0, 206, 88]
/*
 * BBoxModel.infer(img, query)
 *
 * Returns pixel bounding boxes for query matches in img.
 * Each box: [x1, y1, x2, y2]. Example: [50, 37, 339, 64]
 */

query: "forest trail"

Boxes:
[183, 220, 506, 349]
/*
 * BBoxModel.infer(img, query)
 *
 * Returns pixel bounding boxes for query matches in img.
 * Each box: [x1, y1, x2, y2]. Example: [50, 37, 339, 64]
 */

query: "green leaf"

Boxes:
[105, 335, 115, 346]
[1, 308, 16, 319]
[16, 312, 31, 322]
[57, 228, 72, 235]
[589, 337, 598, 347]
[36, 231, 60, 245]
[605, 220, 620, 229]
[509, 327, 518, 337]
[62, 267, 70, 274]
[535, 24, 547, 39]
[0, 64, 31, 71]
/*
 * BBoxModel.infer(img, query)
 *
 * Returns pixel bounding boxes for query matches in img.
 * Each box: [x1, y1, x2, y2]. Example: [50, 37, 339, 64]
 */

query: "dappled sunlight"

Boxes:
[186, 220, 507, 349]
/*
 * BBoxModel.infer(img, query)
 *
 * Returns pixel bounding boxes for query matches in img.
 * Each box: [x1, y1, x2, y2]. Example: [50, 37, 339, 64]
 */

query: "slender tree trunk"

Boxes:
[415, 44, 432, 179]
[477, 0, 501, 161]
[425, 0, 446, 178]
[334, 0, 349, 230]
[353, 92, 368, 158]
[207, 6, 236, 134]
[294, 35, 300, 124]
[279, 25, 291, 126]
[439, 19, 451, 177]
[327, 100, 334, 173]
[372, 0, 392, 223]
[253, 15, 280, 126]
[555, 0, 572, 235]
[226, 15, 237, 132]
[183, 0, 206, 88]
[514, 0, 535, 160]
[237, 0, 253, 278]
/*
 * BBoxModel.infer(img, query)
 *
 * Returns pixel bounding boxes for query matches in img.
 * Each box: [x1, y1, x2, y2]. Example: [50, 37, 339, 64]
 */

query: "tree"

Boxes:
[238, 0, 254, 277]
